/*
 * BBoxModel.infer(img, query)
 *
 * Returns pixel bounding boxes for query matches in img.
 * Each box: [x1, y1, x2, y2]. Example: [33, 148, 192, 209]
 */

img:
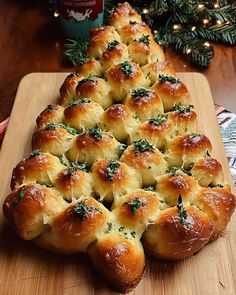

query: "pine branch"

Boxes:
[207, 5, 236, 23]
[65, 38, 89, 66]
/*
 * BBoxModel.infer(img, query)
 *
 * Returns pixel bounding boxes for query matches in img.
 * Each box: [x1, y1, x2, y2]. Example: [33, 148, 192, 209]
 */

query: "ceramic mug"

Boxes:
[54, 0, 104, 39]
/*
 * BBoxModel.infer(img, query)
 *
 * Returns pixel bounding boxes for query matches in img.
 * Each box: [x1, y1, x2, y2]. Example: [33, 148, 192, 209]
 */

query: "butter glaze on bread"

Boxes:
[3, 2, 235, 293]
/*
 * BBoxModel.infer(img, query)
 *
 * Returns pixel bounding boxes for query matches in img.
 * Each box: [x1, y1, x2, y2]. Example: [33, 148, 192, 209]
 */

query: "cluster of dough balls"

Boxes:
[3, 2, 235, 293]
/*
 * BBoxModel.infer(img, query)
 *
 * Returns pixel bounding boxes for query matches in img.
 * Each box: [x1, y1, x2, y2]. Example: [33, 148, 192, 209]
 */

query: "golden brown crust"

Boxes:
[119, 22, 152, 45]
[11, 152, 64, 190]
[109, 2, 142, 29]
[152, 79, 190, 111]
[87, 26, 121, 58]
[191, 158, 224, 187]
[143, 205, 213, 260]
[32, 126, 75, 156]
[142, 61, 176, 86]
[125, 89, 164, 121]
[77, 58, 102, 76]
[88, 234, 145, 293]
[3, 184, 65, 240]
[196, 187, 235, 240]
[36, 105, 65, 129]
[156, 173, 199, 206]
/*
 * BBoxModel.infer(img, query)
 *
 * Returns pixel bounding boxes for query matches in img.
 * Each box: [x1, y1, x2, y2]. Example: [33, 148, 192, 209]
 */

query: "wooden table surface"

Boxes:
[0, 0, 236, 124]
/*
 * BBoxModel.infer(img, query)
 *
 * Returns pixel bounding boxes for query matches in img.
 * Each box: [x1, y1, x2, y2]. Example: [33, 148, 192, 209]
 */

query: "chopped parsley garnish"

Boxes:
[149, 115, 167, 126]
[68, 98, 91, 108]
[44, 123, 56, 130]
[87, 128, 102, 140]
[120, 61, 134, 76]
[44, 123, 78, 135]
[166, 167, 179, 175]
[107, 222, 113, 231]
[133, 139, 155, 155]
[74, 201, 101, 220]
[106, 160, 120, 181]
[44, 183, 54, 188]
[59, 155, 69, 166]
[177, 195, 189, 226]
[18, 188, 25, 201]
[144, 186, 155, 191]
[130, 231, 136, 238]
[123, 197, 145, 214]
[118, 143, 127, 151]
[137, 34, 150, 46]
[78, 74, 98, 84]
[131, 88, 150, 100]
[206, 150, 211, 157]
[173, 104, 194, 113]
[181, 168, 192, 176]
[129, 20, 137, 25]
[158, 74, 180, 84]
[30, 149, 44, 157]
[67, 162, 88, 175]
[107, 40, 120, 50]
[189, 133, 199, 140]
[46, 104, 54, 112]
[118, 226, 125, 232]
[217, 184, 224, 188]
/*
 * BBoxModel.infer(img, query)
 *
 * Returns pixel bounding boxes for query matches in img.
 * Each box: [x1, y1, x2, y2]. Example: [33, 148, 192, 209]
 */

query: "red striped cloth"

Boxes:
[1, 104, 235, 188]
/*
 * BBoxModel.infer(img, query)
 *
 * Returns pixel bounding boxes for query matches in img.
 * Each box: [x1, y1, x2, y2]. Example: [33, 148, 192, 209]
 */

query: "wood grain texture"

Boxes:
[0, 73, 235, 295]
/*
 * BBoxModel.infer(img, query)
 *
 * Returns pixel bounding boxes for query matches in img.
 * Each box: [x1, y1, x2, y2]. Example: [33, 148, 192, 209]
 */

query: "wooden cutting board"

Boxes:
[0, 73, 235, 295]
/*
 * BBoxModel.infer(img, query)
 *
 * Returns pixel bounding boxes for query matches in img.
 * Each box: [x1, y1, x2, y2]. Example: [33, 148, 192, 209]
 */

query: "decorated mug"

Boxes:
[54, 0, 104, 39]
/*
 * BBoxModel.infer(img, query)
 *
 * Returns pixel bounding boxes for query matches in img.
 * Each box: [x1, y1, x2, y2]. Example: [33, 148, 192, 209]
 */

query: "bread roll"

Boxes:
[67, 129, 120, 165]
[99, 104, 138, 141]
[36, 104, 65, 129]
[106, 61, 149, 101]
[119, 22, 153, 45]
[64, 99, 104, 130]
[125, 88, 164, 122]
[3, 183, 66, 240]
[121, 139, 167, 186]
[77, 57, 102, 76]
[92, 159, 141, 202]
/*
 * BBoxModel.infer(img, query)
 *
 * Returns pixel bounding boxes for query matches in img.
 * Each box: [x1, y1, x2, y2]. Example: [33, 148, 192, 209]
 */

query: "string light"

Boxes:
[186, 49, 192, 54]
[173, 24, 180, 30]
[54, 11, 59, 17]
[204, 42, 210, 47]
[214, 3, 220, 9]
[143, 8, 149, 14]
[198, 4, 204, 9]
[191, 26, 196, 31]
[216, 20, 222, 25]
[203, 19, 209, 25]
[154, 30, 157, 34]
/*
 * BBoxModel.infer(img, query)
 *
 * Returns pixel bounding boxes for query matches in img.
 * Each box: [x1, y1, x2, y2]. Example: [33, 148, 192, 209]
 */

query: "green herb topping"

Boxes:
[118, 226, 125, 232]
[130, 231, 136, 238]
[106, 160, 120, 181]
[129, 20, 137, 25]
[144, 186, 155, 191]
[30, 149, 44, 157]
[120, 61, 134, 76]
[18, 188, 25, 201]
[74, 200, 101, 220]
[137, 34, 150, 46]
[107, 222, 113, 231]
[118, 143, 127, 151]
[206, 150, 211, 157]
[107, 40, 120, 50]
[78, 74, 98, 84]
[44, 183, 54, 188]
[158, 74, 180, 84]
[133, 139, 155, 155]
[87, 128, 102, 140]
[177, 195, 189, 226]
[166, 167, 179, 175]
[46, 104, 54, 112]
[67, 162, 88, 175]
[123, 197, 145, 214]
[68, 98, 91, 108]
[131, 88, 150, 100]
[44, 123, 78, 135]
[173, 104, 194, 113]
[149, 115, 167, 126]
[217, 184, 224, 188]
